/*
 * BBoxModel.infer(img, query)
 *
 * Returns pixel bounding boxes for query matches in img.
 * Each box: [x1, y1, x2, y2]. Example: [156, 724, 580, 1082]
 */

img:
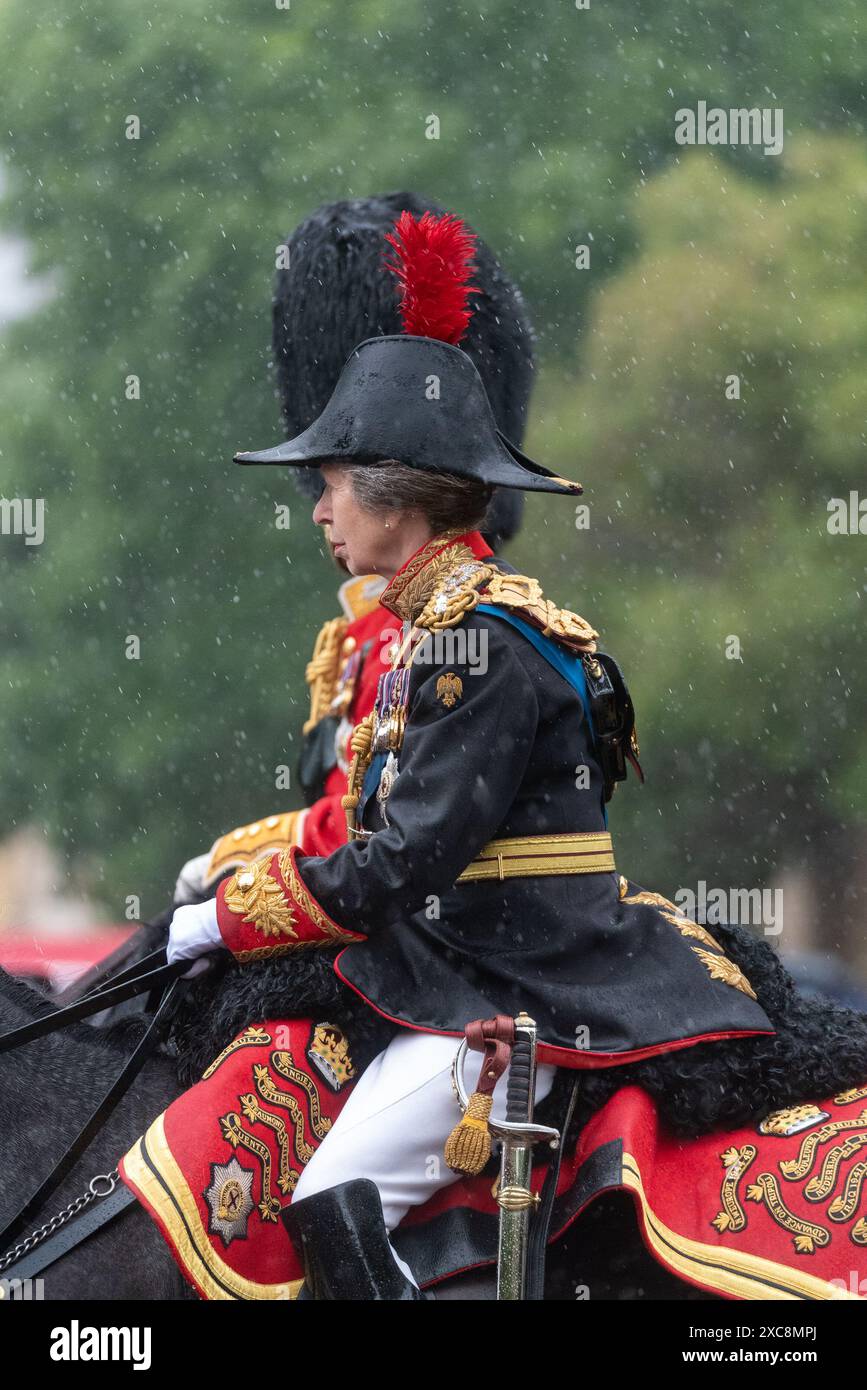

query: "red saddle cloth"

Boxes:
[120, 1020, 867, 1301]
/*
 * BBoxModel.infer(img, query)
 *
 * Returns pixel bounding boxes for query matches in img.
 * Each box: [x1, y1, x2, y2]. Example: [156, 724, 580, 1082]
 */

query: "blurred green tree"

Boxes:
[520, 135, 867, 959]
[0, 0, 864, 926]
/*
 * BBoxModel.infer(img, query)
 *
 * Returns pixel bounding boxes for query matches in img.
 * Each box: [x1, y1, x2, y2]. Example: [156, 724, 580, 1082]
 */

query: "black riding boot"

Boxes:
[282, 1178, 429, 1301]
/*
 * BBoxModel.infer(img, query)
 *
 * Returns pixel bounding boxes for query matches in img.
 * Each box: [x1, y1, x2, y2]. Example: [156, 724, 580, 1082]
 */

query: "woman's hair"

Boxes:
[344, 460, 493, 536]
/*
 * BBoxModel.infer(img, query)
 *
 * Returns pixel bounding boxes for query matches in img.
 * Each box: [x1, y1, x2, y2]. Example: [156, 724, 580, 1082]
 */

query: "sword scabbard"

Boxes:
[496, 1012, 538, 1300]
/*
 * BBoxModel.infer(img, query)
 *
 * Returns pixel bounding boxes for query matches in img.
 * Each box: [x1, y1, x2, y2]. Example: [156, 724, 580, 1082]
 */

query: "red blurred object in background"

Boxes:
[0, 929, 136, 994]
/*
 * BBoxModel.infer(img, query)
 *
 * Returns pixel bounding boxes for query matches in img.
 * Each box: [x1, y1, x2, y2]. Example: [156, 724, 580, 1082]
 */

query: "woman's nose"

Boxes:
[312, 494, 330, 525]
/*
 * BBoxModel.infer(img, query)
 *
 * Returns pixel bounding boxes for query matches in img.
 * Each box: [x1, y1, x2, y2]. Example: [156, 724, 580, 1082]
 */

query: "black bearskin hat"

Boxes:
[271, 191, 535, 547]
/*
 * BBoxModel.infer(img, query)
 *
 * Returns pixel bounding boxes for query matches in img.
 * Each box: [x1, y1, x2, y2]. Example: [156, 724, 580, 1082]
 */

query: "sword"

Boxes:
[497, 1012, 540, 1299]
[451, 1011, 560, 1300]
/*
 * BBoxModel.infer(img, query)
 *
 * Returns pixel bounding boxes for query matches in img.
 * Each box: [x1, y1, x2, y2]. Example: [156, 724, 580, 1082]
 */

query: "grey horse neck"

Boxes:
[0, 965, 177, 1243]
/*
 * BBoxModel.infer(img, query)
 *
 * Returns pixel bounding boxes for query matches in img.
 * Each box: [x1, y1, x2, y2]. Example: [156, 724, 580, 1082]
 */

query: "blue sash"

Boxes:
[477, 604, 606, 825]
[358, 606, 605, 824]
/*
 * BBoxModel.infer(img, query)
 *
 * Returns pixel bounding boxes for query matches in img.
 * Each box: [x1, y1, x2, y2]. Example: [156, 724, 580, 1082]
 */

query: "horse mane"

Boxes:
[0, 964, 57, 1019]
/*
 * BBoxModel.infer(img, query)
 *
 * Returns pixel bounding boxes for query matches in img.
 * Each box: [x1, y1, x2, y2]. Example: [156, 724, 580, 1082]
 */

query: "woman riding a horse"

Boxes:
[167, 213, 867, 1300]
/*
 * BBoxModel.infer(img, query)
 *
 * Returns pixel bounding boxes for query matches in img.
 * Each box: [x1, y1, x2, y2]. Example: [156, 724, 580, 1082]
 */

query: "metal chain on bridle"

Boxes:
[0, 948, 190, 1271]
[0, 1169, 119, 1274]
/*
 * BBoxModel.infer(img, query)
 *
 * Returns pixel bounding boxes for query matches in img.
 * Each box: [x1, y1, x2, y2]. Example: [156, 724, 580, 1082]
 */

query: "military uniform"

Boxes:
[215, 529, 773, 1067]
[170, 209, 777, 1296]
[172, 192, 535, 908]
[195, 571, 389, 889]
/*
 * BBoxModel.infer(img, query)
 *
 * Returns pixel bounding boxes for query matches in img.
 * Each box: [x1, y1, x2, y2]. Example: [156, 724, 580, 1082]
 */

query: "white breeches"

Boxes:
[292, 1029, 557, 1234]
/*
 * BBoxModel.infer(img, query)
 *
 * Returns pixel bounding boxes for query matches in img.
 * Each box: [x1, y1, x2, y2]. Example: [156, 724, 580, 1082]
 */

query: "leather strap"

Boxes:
[0, 1184, 136, 1287]
[465, 1015, 516, 1098]
[0, 974, 186, 1252]
[525, 1076, 581, 1300]
[0, 957, 185, 1055]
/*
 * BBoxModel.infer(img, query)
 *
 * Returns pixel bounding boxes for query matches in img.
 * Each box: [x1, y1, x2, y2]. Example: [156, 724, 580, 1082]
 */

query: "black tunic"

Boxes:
[293, 599, 774, 1070]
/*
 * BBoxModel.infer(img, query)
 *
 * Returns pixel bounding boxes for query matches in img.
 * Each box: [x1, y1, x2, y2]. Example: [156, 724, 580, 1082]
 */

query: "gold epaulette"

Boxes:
[303, 617, 348, 734]
[337, 573, 387, 622]
[204, 810, 304, 886]
[416, 565, 599, 656]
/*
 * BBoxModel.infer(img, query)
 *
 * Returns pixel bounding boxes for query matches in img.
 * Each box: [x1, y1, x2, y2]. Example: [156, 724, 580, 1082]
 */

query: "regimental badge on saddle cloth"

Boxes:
[307, 1023, 356, 1091]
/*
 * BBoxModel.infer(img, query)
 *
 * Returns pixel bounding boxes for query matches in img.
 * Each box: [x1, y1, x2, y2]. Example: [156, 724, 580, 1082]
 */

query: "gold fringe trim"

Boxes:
[444, 1091, 493, 1175]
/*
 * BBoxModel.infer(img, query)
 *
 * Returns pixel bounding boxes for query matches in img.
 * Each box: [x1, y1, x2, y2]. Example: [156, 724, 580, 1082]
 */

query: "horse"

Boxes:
[0, 965, 191, 1299]
[10, 900, 867, 1303]
[0, 961, 715, 1300]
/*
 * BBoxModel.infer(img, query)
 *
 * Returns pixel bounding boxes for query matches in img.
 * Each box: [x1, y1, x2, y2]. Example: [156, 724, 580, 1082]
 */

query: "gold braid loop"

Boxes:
[303, 617, 348, 733]
[341, 711, 376, 834]
[348, 716, 375, 760]
[416, 562, 495, 632]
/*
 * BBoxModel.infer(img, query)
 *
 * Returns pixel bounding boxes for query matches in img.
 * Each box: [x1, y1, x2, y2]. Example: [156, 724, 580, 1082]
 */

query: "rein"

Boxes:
[0, 952, 190, 1259]
[0, 950, 180, 1054]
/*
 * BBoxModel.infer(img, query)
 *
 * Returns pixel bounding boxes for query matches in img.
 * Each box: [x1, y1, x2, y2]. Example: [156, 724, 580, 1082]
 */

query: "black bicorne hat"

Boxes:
[271, 192, 535, 544]
[235, 333, 581, 496]
[238, 208, 581, 497]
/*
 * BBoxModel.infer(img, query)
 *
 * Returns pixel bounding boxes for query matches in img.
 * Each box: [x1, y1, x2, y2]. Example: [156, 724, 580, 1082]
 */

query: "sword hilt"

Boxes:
[505, 1033, 534, 1124]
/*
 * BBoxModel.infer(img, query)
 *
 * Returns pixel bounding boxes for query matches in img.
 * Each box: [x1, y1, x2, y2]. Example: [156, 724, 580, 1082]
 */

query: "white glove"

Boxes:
[173, 851, 214, 906]
[167, 899, 225, 977]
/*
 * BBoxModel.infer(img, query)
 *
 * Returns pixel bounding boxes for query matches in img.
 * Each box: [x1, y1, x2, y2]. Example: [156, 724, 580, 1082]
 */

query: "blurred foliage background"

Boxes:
[0, 0, 865, 968]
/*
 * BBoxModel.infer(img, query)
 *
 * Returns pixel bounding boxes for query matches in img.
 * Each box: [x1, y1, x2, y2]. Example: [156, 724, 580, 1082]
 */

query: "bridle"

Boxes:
[0, 949, 190, 1281]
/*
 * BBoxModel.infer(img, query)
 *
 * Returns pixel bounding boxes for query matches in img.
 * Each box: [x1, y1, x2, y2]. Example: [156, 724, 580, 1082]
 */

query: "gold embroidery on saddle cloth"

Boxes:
[836, 1086, 867, 1105]
[711, 1144, 757, 1233]
[307, 1023, 356, 1089]
[271, 1050, 335, 1138]
[220, 1113, 285, 1220]
[238, 1096, 308, 1188]
[777, 1108, 867, 1180]
[828, 1159, 867, 1223]
[204, 1028, 354, 1245]
[239, 1102, 304, 1195]
[759, 1104, 829, 1138]
[215, 1040, 344, 1219]
[745, 1173, 831, 1253]
[201, 1026, 272, 1081]
[258, 1058, 332, 1142]
[712, 1109, 867, 1254]
[242, 1078, 316, 1165]
[205, 1157, 255, 1243]
[803, 1134, 867, 1202]
[224, 858, 298, 940]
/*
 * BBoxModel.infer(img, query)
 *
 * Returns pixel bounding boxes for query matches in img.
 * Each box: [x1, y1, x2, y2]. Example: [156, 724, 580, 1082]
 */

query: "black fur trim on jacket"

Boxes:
[535, 923, 867, 1150]
[168, 947, 397, 1088]
[169, 922, 867, 1165]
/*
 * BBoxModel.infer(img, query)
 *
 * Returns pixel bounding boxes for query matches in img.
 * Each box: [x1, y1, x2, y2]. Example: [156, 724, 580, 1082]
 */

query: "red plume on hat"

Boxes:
[236, 204, 581, 496]
[383, 210, 479, 345]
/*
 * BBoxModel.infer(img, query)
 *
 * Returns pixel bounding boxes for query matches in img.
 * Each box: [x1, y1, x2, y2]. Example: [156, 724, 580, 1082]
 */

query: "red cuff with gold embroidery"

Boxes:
[215, 845, 366, 962]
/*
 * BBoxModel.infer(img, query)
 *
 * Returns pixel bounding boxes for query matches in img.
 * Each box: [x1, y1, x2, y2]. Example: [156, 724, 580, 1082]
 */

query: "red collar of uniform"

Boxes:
[380, 530, 493, 621]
